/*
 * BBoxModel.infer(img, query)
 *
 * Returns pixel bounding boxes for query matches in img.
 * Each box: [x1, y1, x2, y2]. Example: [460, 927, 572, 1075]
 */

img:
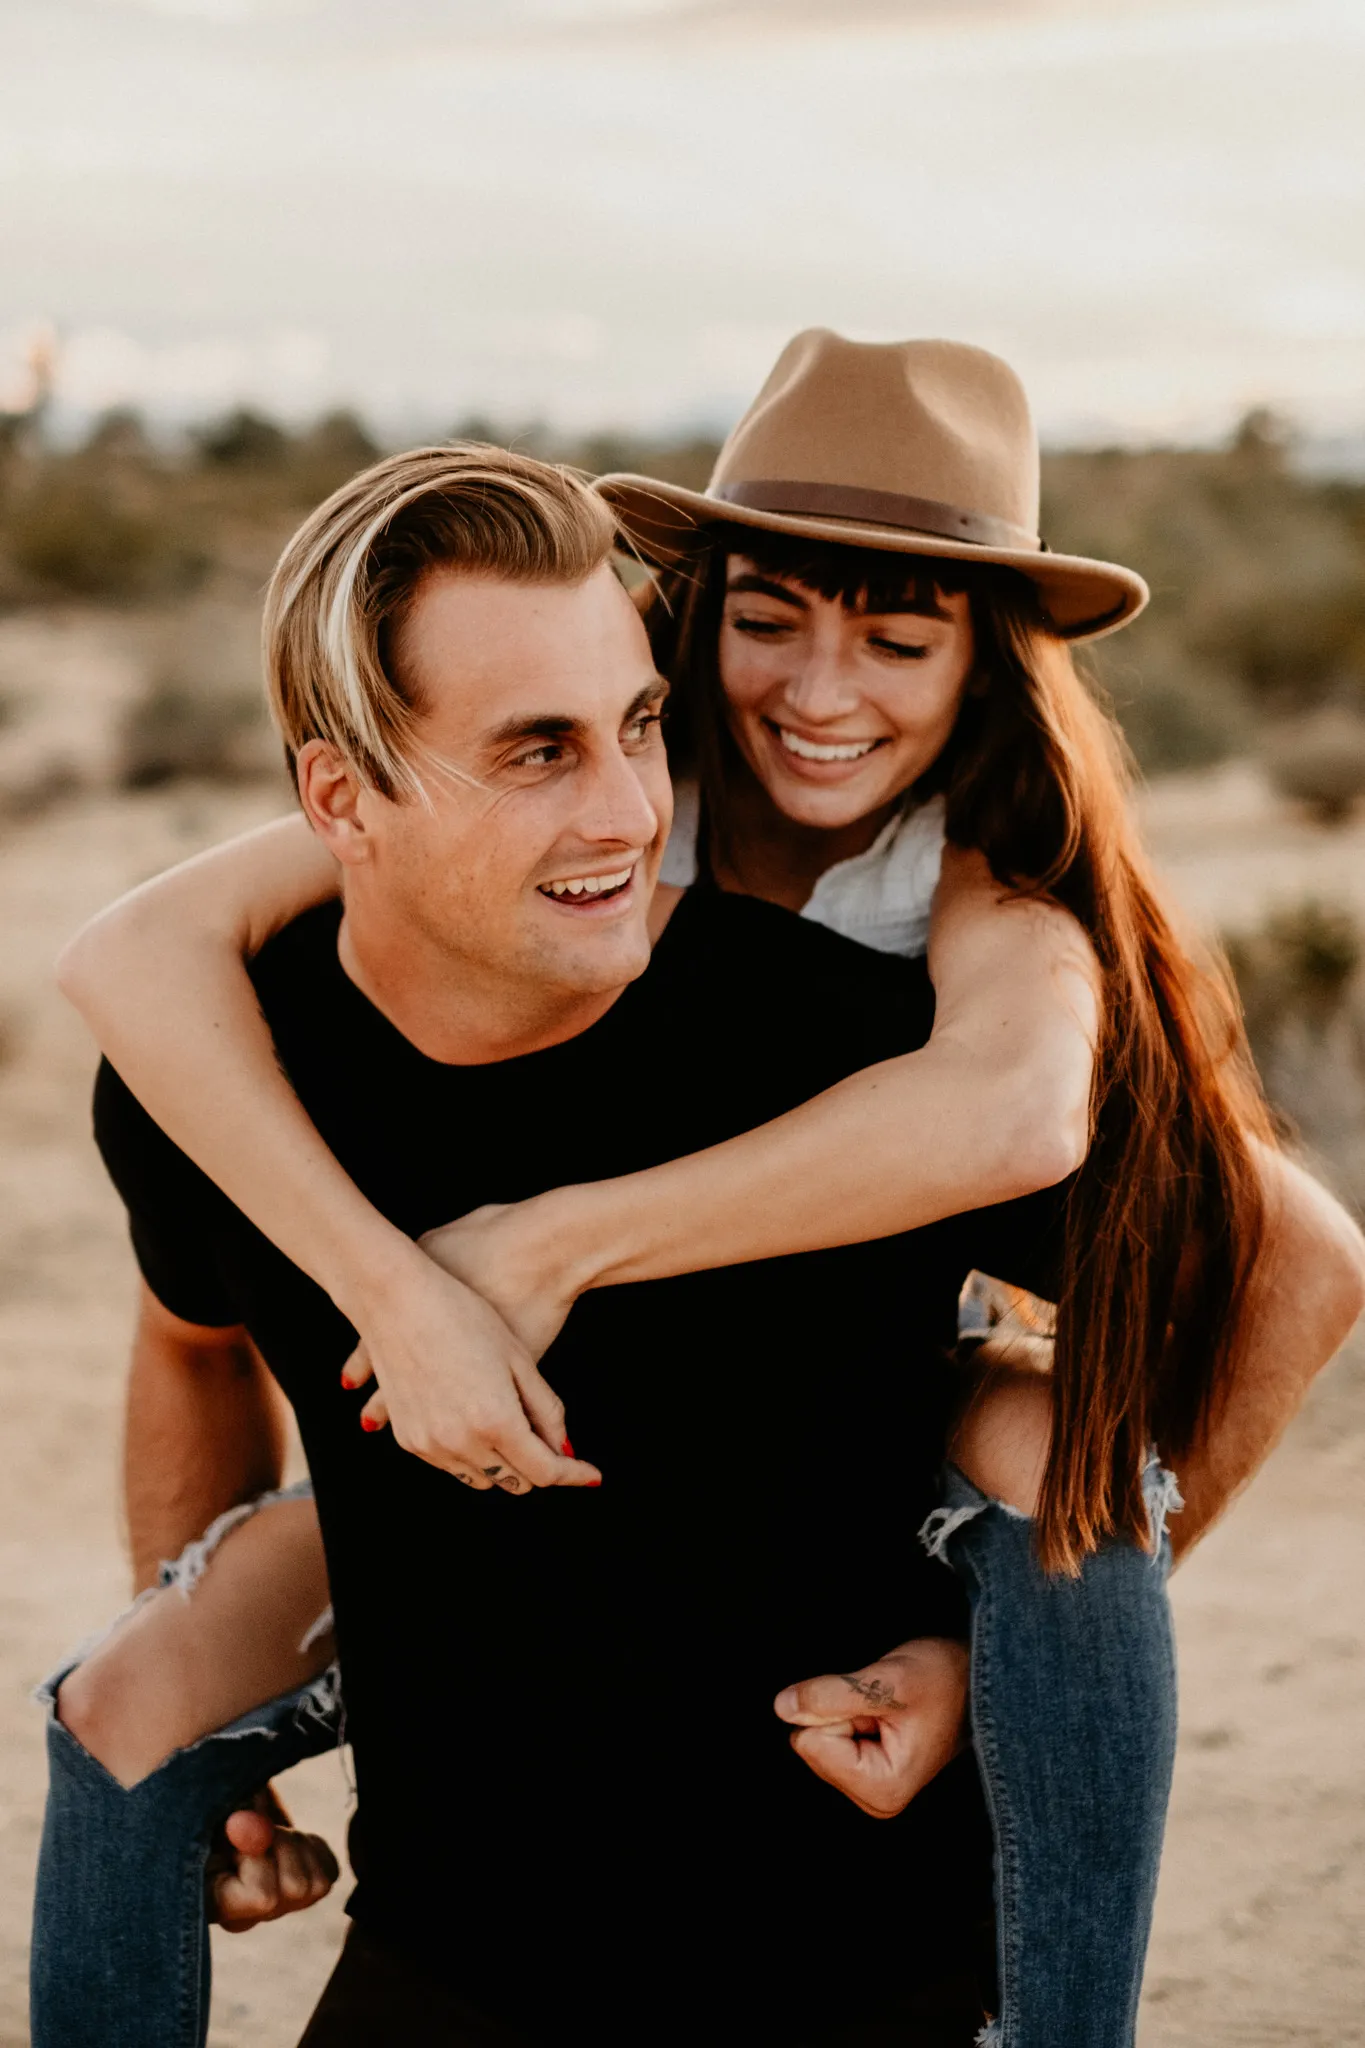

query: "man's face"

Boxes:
[343, 564, 671, 1009]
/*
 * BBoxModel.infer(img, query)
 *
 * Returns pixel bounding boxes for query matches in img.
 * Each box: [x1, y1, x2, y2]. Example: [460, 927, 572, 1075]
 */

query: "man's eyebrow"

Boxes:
[482, 711, 581, 749]
[481, 675, 670, 752]
[626, 674, 671, 718]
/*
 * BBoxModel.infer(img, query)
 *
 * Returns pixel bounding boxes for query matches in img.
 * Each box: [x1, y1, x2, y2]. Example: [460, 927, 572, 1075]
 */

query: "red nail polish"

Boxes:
[562, 1438, 575, 1458]
[588, 1478, 602, 1488]
[360, 1414, 380, 1433]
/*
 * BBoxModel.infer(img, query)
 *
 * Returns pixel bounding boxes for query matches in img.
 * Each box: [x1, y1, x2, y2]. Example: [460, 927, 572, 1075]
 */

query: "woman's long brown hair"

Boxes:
[643, 530, 1275, 1573]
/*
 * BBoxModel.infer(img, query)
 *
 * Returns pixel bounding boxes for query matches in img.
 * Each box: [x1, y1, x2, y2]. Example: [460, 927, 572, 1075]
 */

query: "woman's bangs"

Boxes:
[720, 526, 973, 619]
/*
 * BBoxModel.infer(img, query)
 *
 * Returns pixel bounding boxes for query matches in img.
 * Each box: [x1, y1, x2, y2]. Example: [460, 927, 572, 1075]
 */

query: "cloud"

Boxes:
[4, 0, 1363, 440]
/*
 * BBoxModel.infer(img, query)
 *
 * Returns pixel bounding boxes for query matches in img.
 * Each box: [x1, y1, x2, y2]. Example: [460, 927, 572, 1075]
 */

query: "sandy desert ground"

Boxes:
[0, 657, 1361, 2044]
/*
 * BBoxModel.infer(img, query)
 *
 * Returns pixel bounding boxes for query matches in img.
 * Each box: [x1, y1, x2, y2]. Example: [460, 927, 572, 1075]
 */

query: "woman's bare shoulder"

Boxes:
[929, 844, 1100, 1004]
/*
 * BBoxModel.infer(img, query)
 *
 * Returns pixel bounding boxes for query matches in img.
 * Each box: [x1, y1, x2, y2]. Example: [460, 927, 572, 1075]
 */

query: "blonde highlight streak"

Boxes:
[263, 442, 615, 806]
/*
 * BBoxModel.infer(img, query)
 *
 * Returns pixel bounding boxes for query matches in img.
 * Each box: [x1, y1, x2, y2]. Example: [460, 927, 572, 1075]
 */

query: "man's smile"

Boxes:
[537, 864, 637, 909]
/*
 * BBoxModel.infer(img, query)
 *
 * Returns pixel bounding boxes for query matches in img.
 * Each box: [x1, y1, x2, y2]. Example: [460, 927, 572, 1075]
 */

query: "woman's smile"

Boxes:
[761, 716, 891, 779]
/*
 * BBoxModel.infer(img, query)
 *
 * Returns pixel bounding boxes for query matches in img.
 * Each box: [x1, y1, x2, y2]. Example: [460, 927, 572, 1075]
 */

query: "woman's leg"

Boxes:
[31, 1486, 343, 2048]
[926, 1372, 1179, 2048]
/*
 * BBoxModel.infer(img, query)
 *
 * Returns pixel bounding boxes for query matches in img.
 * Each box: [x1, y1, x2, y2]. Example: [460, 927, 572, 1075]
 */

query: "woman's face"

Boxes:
[717, 556, 975, 832]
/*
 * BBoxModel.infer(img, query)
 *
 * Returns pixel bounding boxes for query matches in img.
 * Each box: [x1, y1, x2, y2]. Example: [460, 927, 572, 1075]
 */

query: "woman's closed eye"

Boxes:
[730, 613, 796, 639]
[867, 634, 930, 661]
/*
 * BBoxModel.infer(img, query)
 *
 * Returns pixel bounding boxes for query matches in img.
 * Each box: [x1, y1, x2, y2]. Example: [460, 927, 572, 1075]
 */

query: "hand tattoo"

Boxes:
[839, 1672, 903, 1712]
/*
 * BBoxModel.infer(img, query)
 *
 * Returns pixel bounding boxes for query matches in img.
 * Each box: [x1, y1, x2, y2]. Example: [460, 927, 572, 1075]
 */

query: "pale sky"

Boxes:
[2, 0, 1363, 444]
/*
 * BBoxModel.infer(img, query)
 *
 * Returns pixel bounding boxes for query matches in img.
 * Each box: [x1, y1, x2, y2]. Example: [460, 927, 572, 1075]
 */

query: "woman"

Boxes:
[36, 334, 1359, 2048]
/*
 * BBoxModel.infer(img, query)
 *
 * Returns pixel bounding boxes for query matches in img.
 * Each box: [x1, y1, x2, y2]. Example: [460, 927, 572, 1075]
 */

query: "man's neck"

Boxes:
[710, 761, 897, 914]
[337, 898, 623, 1066]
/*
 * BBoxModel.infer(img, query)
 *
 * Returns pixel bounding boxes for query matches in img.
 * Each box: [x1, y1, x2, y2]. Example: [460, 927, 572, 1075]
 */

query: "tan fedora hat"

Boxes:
[598, 329, 1147, 641]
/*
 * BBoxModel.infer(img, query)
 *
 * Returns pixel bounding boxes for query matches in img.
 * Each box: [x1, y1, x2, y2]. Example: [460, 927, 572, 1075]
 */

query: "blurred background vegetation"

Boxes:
[1, 391, 1364, 1202]
[3, 395, 1364, 791]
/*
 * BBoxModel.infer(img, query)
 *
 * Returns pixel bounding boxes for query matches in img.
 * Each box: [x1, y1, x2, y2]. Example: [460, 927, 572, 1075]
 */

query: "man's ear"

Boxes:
[296, 741, 374, 866]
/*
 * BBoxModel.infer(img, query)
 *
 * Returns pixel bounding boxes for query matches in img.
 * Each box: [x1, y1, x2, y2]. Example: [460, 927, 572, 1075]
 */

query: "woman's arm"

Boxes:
[412, 848, 1099, 1332]
[59, 816, 386, 1301]
[57, 818, 596, 1491]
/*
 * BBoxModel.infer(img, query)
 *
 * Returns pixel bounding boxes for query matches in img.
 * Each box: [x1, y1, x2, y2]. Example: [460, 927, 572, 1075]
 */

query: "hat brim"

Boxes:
[597, 475, 1148, 642]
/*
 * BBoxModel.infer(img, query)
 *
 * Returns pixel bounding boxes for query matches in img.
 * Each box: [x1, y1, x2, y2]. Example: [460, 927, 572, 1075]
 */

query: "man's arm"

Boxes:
[124, 1282, 288, 1593]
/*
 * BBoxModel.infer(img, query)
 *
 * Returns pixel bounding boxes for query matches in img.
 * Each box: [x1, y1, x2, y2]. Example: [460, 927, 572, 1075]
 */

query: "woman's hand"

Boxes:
[342, 1235, 599, 1492]
[419, 1200, 585, 1359]
[773, 1638, 969, 1818]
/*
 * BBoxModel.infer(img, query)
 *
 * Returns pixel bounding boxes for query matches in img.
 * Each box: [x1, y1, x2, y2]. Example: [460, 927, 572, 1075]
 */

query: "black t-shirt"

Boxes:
[95, 887, 1063, 2044]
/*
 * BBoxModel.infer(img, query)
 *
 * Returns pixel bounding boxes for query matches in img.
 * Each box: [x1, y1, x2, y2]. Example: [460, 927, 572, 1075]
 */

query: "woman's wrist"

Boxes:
[510, 1182, 637, 1300]
[319, 1210, 433, 1328]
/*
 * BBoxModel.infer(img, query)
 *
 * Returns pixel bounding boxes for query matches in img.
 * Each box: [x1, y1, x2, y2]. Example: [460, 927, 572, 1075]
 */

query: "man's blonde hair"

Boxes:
[263, 443, 618, 800]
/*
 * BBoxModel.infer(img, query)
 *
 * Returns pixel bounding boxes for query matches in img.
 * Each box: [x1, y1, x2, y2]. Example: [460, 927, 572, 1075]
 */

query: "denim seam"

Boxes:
[961, 1518, 1021, 2048]
[173, 1832, 209, 2048]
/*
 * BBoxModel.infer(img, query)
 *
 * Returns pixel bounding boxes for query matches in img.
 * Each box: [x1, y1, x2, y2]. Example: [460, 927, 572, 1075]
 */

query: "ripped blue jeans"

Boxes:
[30, 1470, 1178, 2048]
[29, 1485, 345, 2048]
[922, 1457, 1181, 2048]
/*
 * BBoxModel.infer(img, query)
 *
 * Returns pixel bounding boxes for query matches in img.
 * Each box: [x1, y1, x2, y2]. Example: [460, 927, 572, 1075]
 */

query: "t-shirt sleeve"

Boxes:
[92, 1058, 243, 1329]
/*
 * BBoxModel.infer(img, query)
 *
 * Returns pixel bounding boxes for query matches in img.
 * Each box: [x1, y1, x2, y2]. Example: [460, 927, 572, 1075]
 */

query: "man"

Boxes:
[51, 441, 1365, 2048]
[77, 446, 1036, 2044]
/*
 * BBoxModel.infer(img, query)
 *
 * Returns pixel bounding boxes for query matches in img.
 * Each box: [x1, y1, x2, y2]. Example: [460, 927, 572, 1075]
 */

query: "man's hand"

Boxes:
[340, 1238, 600, 1493]
[774, 1638, 970, 1819]
[207, 1787, 340, 1933]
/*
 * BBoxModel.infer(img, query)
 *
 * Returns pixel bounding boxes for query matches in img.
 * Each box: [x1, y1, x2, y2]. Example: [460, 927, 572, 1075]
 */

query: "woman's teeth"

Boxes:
[776, 726, 881, 763]
[541, 868, 634, 900]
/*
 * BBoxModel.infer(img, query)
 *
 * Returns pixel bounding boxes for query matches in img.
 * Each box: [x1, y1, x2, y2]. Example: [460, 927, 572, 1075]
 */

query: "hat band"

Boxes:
[712, 479, 1040, 553]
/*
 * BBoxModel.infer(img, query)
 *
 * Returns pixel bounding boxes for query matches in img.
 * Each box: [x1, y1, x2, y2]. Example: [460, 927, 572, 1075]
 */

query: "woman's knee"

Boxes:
[54, 1491, 331, 1790]
[54, 1619, 190, 1789]
[949, 1365, 1052, 1518]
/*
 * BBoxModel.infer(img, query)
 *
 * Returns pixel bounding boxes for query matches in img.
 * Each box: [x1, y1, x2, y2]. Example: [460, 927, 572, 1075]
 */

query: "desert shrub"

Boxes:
[119, 600, 280, 788]
[1261, 709, 1365, 824]
[195, 408, 290, 470]
[1042, 415, 1365, 766]
[4, 470, 201, 600]
[1227, 900, 1361, 1043]
[449, 419, 724, 496]
[1226, 901, 1365, 1205]
[120, 680, 272, 787]
[1089, 630, 1252, 774]
[571, 431, 720, 492]
[289, 410, 381, 500]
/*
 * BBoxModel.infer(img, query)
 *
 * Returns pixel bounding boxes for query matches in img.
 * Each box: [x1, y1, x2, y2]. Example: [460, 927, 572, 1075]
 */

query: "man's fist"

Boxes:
[773, 1637, 970, 1819]
[207, 1786, 340, 1933]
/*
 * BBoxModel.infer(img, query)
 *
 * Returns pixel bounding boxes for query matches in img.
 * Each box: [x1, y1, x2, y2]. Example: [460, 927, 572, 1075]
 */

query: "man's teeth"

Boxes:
[777, 727, 881, 763]
[543, 868, 634, 899]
